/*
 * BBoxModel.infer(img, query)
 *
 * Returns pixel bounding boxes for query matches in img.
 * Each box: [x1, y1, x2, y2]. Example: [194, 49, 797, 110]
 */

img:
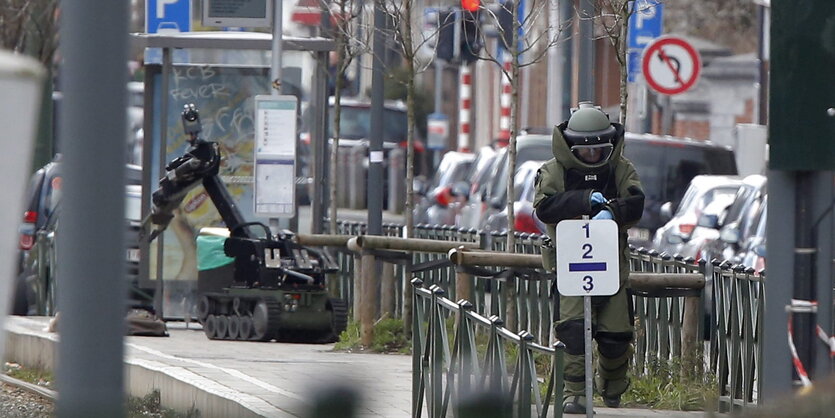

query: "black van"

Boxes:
[622, 134, 738, 249]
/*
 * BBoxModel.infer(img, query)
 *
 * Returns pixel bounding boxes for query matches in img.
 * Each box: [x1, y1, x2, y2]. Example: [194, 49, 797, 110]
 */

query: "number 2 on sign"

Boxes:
[583, 275, 594, 292]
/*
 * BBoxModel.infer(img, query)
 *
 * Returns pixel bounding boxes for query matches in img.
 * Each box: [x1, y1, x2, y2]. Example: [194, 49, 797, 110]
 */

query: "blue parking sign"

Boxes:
[627, 0, 663, 50]
[145, 0, 191, 64]
[146, 0, 192, 34]
[627, 49, 642, 83]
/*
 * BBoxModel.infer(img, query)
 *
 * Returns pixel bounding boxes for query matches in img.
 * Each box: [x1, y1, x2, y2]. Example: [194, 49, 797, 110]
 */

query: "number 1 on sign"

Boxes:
[583, 222, 590, 238]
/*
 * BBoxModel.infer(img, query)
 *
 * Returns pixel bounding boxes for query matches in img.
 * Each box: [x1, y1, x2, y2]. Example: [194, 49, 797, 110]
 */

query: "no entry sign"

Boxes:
[642, 36, 701, 95]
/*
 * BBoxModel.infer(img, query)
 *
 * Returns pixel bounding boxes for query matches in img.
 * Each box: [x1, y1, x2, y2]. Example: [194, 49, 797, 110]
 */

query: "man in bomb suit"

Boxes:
[533, 102, 645, 414]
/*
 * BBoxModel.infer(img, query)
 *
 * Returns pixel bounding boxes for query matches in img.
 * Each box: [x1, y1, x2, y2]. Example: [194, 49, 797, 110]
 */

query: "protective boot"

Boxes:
[562, 358, 588, 415]
[595, 344, 632, 408]
[595, 375, 630, 407]
[562, 395, 588, 414]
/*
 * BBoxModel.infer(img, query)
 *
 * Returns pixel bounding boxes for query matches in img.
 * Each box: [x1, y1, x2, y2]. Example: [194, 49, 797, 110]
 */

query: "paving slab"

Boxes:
[4, 316, 723, 418]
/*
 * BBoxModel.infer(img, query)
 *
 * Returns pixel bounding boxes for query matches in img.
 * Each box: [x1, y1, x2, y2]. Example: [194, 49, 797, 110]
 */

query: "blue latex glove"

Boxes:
[592, 209, 614, 220]
[590, 191, 606, 206]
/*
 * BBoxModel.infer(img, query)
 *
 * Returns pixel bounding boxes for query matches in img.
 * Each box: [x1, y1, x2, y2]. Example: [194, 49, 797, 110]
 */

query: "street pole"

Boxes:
[368, 0, 385, 236]
[560, 0, 573, 118]
[578, 0, 595, 102]
[546, 0, 560, 126]
[793, 172, 815, 379]
[57, 0, 127, 416]
[434, 57, 443, 168]
[269, 0, 298, 233]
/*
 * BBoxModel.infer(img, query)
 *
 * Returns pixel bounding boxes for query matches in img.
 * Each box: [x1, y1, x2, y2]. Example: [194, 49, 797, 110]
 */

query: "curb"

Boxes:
[4, 317, 288, 418]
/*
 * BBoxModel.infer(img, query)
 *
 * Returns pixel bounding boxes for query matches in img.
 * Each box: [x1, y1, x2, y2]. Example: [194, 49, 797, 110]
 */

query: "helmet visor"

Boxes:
[570, 143, 613, 165]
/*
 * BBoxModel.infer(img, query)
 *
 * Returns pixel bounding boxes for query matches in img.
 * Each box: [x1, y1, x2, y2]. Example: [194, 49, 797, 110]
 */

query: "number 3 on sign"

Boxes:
[583, 275, 594, 292]
[556, 219, 620, 296]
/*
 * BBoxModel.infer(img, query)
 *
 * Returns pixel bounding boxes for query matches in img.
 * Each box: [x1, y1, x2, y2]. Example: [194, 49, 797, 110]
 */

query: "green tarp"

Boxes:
[196, 235, 234, 271]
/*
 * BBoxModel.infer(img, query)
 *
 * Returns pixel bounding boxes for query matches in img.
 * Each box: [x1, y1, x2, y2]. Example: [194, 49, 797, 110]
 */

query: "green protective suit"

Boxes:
[533, 121, 645, 404]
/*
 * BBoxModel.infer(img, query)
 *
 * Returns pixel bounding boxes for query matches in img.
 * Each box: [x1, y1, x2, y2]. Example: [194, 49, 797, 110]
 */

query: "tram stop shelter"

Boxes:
[130, 32, 333, 320]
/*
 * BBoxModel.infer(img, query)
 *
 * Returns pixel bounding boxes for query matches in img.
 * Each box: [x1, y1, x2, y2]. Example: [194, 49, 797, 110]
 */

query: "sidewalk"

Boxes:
[4, 316, 719, 418]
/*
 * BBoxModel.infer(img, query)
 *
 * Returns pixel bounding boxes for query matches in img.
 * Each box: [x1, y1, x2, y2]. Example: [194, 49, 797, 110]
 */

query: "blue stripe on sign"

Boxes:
[568, 262, 606, 272]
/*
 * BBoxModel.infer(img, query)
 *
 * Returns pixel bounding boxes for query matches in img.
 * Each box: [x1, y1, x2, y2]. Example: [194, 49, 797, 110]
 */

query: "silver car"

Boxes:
[482, 160, 547, 234]
[652, 175, 742, 258]
[458, 135, 552, 231]
[413, 151, 476, 226]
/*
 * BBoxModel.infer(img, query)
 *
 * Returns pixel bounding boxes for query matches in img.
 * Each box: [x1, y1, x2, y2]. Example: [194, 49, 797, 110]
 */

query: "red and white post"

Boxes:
[498, 54, 512, 147]
[458, 63, 472, 152]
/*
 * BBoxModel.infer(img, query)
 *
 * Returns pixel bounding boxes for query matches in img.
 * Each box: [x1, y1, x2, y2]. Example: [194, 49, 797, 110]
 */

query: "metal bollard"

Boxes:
[381, 261, 395, 317]
[388, 148, 406, 214]
[336, 146, 351, 208]
[360, 252, 377, 346]
[348, 144, 367, 209]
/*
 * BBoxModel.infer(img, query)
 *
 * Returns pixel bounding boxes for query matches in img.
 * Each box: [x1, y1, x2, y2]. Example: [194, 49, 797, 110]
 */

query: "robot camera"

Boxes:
[181, 103, 202, 136]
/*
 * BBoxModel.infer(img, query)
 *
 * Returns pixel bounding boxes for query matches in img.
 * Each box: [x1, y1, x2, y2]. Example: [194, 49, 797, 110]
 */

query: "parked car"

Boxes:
[737, 195, 767, 272]
[704, 174, 768, 261]
[13, 158, 143, 315]
[413, 151, 476, 225]
[622, 133, 738, 249]
[458, 134, 552, 231]
[457, 148, 503, 230]
[652, 175, 742, 257]
[300, 98, 427, 207]
[482, 160, 547, 234]
[17, 184, 148, 316]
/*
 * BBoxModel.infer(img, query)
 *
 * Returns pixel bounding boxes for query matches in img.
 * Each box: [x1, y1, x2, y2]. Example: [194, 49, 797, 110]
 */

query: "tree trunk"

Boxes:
[504, 3, 522, 333]
[618, 2, 629, 125]
[329, 37, 345, 235]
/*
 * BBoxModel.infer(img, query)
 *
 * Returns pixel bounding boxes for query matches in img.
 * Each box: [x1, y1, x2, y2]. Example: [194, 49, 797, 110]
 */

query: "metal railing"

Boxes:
[628, 249, 705, 372]
[411, 279, 565, 418]
[708, 261, 764, 411]
[321, 220, 765, 412]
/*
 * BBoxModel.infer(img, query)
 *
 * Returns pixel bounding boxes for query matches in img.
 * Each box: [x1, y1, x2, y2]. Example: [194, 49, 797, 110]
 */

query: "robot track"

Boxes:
[198, 293, 281, 341]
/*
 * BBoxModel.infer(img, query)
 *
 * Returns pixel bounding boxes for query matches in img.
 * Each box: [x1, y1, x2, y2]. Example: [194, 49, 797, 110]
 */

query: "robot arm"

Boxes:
[143, 104, 232, 242]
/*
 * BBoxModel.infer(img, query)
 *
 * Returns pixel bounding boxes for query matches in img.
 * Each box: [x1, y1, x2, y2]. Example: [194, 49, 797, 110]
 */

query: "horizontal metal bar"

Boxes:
[450, 249, 543, 268]
[357, 235, 479, 252]
[130, 32, 335, 51]
[295, 233, 351, 247]
[628, 272, 705, 290]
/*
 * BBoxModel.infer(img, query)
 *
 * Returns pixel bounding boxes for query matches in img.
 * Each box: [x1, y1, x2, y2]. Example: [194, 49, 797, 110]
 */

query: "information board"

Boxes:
[254, 95, 297, 217]
[555, 219, 620, 296]
[202, 0, 271, 28]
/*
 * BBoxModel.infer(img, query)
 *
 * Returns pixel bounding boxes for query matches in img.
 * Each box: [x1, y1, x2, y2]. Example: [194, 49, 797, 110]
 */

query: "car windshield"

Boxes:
[431, 157, 473, 189]
[328, 106, 408, 142]
[625, 141, 737, 208]
[516, 167, 538, 202]
[687, 186, 739, 218]
[723, 185, 754, 225]
[470, 154, 499, 190]
[489, 142, 551, 203]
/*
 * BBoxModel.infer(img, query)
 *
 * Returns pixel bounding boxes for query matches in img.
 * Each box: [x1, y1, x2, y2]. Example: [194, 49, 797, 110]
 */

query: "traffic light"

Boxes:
[436, 10, 455, 61]
[460, 8, 481, 63]
[461, 0, 480, 13]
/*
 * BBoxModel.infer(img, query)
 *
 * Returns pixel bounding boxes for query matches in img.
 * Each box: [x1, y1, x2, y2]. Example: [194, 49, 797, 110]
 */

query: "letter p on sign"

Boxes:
[158, 0, 179, 18]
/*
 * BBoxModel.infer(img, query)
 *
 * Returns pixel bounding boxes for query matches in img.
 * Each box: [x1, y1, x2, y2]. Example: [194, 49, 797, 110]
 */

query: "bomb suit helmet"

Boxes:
[563, 102, 618, 167]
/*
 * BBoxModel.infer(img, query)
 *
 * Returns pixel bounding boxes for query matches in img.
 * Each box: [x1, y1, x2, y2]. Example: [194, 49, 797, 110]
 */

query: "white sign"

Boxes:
[555, 219, 620, 296]
[642, 36, 701, 96]
[202, 0, 272, 28]
[254, 95, 297, 217]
